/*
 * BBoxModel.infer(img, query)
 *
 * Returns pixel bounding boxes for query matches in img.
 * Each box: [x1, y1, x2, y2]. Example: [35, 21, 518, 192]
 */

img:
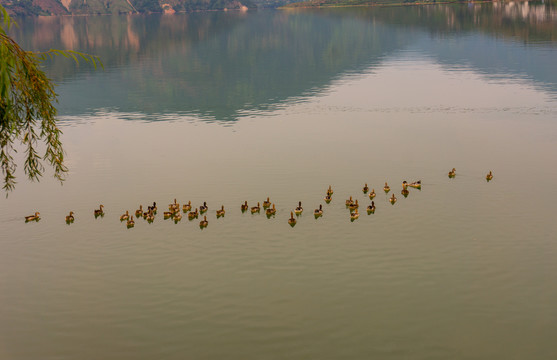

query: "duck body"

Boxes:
[241, 201, 249, 212]
[314, 204, 323, 218]
[126, 217, 135, 228]
[266, 204, 276, 217]
[199, 216, 208, 228]
[168, 198, 179, 211]
[448, 168, 456, 178]
[486, 171, 493, 181]
[390, 194, 397, 204]
[188, 208, 199, 220]
[383, 182, 390, 193]
[200, 202, 208, 214]
[369, 189, 376, 199]
[174, 213, 182, 222]
[324, 194, 332, 203]
[164, 211, 174, 219]
[146, 211, 155, 223]
[362, 183, 369, 194]
[120, 210, 130, 221]
[65, 211, 75, 223]
[345, 196, 353, 206]
[401, 186, 409, 197]
[94, 205, 104, 217]
[251, 202, 261, 214]
[327, 185, 333, 195]
[294, 201, 303, 215]
[216, 205, 225, 218]
[183, 201, 192, 212]
[367, 201, 376, 214]
[288, 212, 297, 227]
[148, 202, 157, 214]
[409, 181, 421, 189]
[348, 199, 359, 210]
[135, 205, 143, 217]
[350, 209, 359, 221]
[25, 212, 41, 222]
[262, 197, 271, 209]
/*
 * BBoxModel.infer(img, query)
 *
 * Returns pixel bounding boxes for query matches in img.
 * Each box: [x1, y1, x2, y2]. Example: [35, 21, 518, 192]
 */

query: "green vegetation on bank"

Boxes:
[3, 0, 46, 15]
[0, 0, 257, 16]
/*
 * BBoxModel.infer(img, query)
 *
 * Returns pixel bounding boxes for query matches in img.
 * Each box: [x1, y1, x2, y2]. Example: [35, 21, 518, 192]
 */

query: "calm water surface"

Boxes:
[2, 4, 557, 359]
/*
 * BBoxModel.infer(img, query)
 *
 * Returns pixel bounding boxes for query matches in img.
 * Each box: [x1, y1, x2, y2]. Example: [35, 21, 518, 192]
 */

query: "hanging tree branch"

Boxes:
[0, 5, 102, 194]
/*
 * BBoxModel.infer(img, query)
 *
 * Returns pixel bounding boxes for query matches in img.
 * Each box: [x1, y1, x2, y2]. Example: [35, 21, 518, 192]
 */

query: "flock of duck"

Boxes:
[23, 169, 494, 228]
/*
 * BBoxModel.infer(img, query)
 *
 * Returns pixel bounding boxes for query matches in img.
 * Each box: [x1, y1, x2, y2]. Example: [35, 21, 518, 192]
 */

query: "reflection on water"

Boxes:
[9, 3, 557, 121]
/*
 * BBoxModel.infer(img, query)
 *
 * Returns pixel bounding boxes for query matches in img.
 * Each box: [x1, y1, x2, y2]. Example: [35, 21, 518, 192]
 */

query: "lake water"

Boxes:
[2, 4, 557, 359]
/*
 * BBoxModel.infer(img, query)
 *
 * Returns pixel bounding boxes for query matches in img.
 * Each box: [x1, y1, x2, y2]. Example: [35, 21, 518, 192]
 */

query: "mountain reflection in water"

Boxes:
[9, 2, 557, 122]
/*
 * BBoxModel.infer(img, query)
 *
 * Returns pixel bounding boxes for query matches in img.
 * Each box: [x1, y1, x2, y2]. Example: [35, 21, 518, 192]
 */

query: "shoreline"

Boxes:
[280, 0, 494, 10]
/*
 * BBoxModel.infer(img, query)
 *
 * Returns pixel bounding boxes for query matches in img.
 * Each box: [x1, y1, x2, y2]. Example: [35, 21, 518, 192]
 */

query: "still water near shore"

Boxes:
[2, 4, 557, 359]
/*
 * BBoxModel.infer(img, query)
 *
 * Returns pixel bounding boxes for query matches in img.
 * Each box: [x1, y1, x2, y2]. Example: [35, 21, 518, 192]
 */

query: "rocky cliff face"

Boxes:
[1, 0, 257, 16]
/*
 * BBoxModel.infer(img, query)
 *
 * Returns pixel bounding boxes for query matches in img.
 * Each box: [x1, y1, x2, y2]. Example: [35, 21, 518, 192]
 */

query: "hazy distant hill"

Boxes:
[0, 0, 263, 16]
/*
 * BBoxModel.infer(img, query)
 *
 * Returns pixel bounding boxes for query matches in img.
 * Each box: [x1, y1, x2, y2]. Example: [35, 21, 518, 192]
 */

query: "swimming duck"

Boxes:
[168, 198, 178, 210]
[383, 182, 390, 193]
[327, 185, 333, 196]
[135, 205, 143, 218]
[25, 212, 40, 222]
[288, 211, 297, 227]
[120, 210, 130, 221]
[486, 171, 493, 181]
[448, 168, 456, 178]
[199, 216, 208, 228]
[369, 189, 376, 199]
[390, 193, 397, 204]
[216, 205, 225, 218]
[241, 201, 249, 212]
[164, 210, 174, 219]
[262, 197, 271, 209]
[409, 180, 421, 189]
[174, 212, 182, 222]
[266, 204, 276, 217]
[401, 184, 409, 197]
[65, 211, 75, 223]
[146, 210, 155, 223]
[94, 205, 104, 217]
[349, 199, 359, 210]
[362, 183, 369, 194]
[367, 201, 376, 214]
[350, 209, 359, 221]
[188, 208, 199, 220]
[314, 204, 323, 218]
[126, 216, 135, 228]
[324, 194, 332, 203]
[148, 202, 157, 214]
[295, 201, 303, 215]
[251, 202, 261, 214]
[345, 196, 354, 206]
[200, 202, 208, 214]
[182, 201, 192, 212]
